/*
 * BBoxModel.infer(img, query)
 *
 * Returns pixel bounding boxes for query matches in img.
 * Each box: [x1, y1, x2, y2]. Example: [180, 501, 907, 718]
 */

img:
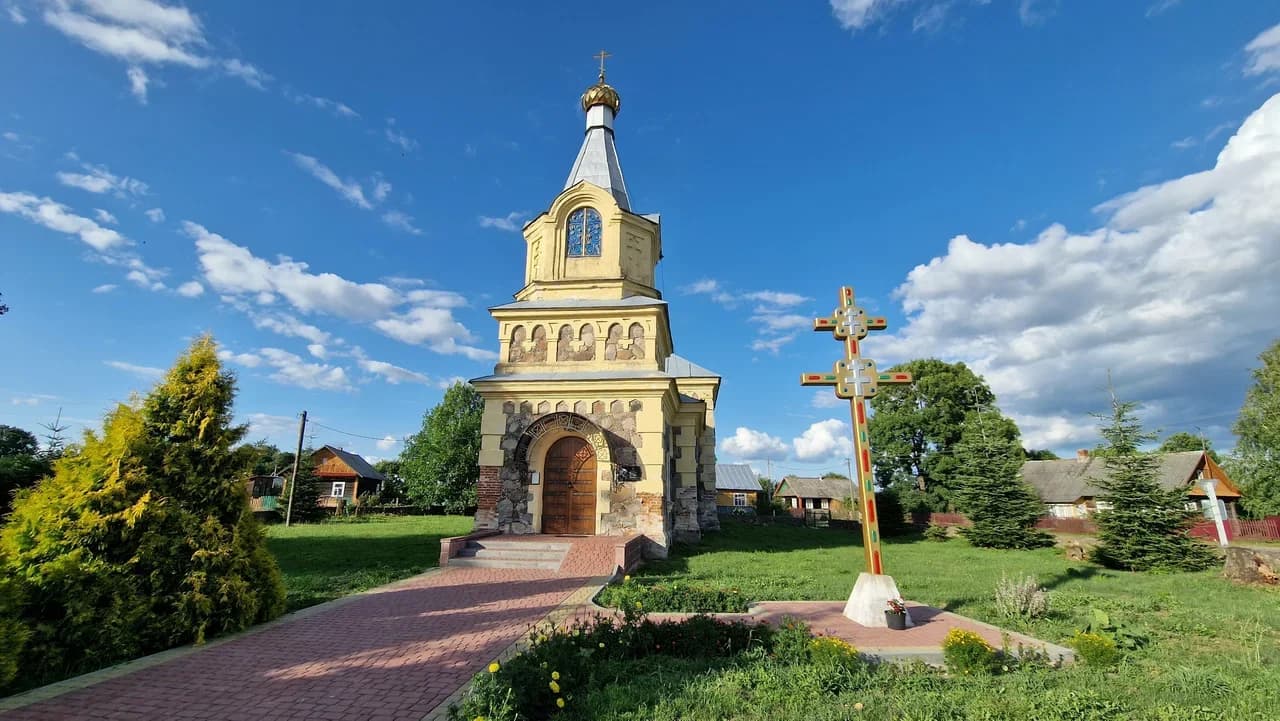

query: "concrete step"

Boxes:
[457, 547, 566, 561]
[449, 556, 564, 571]
[469, 540, 571, 553]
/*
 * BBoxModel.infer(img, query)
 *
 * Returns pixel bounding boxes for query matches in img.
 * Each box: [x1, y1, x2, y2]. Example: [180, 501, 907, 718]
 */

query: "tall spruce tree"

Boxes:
[952, 411, 1053, 549]
[1091, 392, 1217, 571]
[0, 337, 285, 687]
[284, 451, 328, 523]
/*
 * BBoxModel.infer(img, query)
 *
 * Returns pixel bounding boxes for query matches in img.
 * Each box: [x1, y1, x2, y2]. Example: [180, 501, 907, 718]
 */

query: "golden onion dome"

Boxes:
[581, 72, 621, 115]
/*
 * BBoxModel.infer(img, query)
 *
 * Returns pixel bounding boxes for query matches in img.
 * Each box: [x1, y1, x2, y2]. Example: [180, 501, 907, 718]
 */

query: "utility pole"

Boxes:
[285, 410, 307, 527]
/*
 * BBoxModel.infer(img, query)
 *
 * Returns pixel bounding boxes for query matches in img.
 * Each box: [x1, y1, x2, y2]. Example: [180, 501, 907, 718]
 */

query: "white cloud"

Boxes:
[105, 359, 164, 380]
[126, 65, 148, 103]
[358, 358, 431, 385]
[187, 221, 493, 360]
[92, 283, 118, 293]
[1245, 22, 1280, 76]
[7, 4, 26, 24]
[1018, 0, 1058, 26]
[879, 91, 1280, 452]
[436, 375, 467, 390]
[126, 268, 165, 291]
[57, 161, 148, 197]
[217, 349, 262, 368]
[478, 211, 525, 232]
[793, 419, 853, 462]
[829, 0, 895, 31]
[1145, 0, 1179, 17]
[382, 210, 422, 235]
[144, 207, 165, 222]
[250, 313, 332, 344]
[683, 278, 720, 295]
[687, 278, 812, 352]
[286, 152, 373, 209]
[912, 3, 949, 33]
[286, 91, 359, 118]
[0, 191, 129, 250]
[383, 275, 425, 287]
[719, 426, 789, 459]
[376, 435, 397, 451]
[743, 290, 809, 306]
[1170, 136, 1196, 150]
[222, 58, 269, 89]
[244, 412, 297, 440]
[258, 347, 351, 391]
[94, 208, 118, 224]
[2, 131, 19, 142]
[306, 343, 327, 359]
[811, 390, 845, 409]
[385, 118, 418, 152]
[176, 280, 204, 297]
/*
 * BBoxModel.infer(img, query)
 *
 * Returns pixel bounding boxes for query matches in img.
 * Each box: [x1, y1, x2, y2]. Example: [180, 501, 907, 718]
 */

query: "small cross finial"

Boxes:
[594, 49, 611, 81]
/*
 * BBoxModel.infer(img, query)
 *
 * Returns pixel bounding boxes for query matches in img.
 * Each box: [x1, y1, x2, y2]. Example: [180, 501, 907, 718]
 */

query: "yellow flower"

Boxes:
[598, 642, 605, 648]
[551, 671, 561, 680]
[487, 662, 500, 674]
[623, 575, 631, 583]
[474, 717, 486, 721]
[556, 698, 565, 709]
[854, 702, 864, 711]
[550, 681, 561, 693]
[635, 601, 643, 609]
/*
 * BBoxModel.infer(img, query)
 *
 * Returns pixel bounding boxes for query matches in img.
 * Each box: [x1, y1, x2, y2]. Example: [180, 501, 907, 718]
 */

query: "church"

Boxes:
[470, 61, 721, 558]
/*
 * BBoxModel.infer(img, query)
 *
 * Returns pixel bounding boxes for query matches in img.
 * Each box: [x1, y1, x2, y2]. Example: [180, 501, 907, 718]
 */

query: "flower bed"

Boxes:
[594, 576, 750, 613]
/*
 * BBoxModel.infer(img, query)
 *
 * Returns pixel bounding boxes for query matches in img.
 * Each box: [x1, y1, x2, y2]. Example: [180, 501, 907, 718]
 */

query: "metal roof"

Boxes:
[716, 464, 760, 491]
[1020, 451, 1233, 503]
[470, 369, 674, 383]
[315, 445, 386, 481]
[565, 125, 630, 210]
[490, 296, 667, 311]
[665, 354, 720, 378]
[776, 475, 856, 500]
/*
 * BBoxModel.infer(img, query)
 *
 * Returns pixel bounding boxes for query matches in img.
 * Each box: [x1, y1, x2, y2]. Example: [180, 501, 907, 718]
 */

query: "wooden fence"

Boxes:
[927, 513, 1280, 541]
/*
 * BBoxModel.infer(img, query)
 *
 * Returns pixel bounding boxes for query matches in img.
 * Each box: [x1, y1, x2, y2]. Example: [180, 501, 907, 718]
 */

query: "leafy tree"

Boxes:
[1090, 392, 1217, 571]
[0, 425, 51, 513]
[234, 441, 295, 478]
[868, 359, 1001, 511]
[1158, 432, 1219, 463]
[0, 337, 285, 687]
[0, 291, 8, 316]
[373, 459, 406, 503]
[822, 471, 850, 479]
[1024, 448, 1060, 461]
[952, 411, 1053, 549]
[283, 451, 327, 524]
[400, 382, 483, 513]
[1229, 340, 1280, 518]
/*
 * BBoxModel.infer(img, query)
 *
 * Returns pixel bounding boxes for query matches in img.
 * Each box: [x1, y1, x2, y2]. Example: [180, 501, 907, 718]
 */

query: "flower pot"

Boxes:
[885, 610, 908, 630]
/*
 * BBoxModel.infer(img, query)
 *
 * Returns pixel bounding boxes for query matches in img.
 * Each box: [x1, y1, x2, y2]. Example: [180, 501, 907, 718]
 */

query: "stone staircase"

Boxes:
[448, 538, 570, 571]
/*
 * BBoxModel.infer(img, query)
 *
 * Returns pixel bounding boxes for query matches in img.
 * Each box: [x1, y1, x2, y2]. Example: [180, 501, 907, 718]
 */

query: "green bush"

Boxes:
[0, 337, 285, 691]
[770, 616, 813, 664]
[597, 577, 749, 613]
[924, 523, 950, 541]
[450, 612, 775, 720]
[941, 628, 999, 675]
[1070, 632, 1121, 667]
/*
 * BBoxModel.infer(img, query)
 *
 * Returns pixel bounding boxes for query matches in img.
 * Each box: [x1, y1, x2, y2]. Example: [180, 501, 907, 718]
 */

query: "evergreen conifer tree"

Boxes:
[1091, 393, 1217, 571]
[952, 411, 1053, 549]
[284, 451, 328, 523]
[0, 337, 284, 686]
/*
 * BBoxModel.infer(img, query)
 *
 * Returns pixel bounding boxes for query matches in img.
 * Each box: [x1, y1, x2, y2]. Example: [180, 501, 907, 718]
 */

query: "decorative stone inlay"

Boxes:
[508, 325, 548, 363]
[556, 323, 597, 361]
[605, 322, 646, 360]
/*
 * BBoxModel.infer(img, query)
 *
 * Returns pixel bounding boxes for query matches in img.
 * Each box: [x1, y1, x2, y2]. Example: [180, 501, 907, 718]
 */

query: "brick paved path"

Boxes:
[1, 568, 587, 721]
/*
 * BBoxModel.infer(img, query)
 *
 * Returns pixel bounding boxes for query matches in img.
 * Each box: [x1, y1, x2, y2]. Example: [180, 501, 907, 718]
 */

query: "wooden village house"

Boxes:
[313, 445, 387, 510]
[714, 464, 759, 512]
[774, 476, 857, 517]
[1022, 450, 1243, 520]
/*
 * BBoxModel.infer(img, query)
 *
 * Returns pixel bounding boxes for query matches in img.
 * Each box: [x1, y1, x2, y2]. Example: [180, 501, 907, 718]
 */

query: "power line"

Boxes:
[307, 419, 405, 444]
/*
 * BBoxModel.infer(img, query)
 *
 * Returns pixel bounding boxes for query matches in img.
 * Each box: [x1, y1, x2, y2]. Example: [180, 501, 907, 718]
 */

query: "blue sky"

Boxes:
[2, 1, 1279, 477]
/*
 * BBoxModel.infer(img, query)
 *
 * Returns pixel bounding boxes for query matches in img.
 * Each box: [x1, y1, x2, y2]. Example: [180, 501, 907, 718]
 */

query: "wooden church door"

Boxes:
[542, 436, 597, 535]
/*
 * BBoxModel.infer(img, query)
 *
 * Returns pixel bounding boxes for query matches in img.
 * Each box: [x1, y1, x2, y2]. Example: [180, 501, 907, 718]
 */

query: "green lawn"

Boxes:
[576, 519, 1280, 720]
[266, 514, 472, 611]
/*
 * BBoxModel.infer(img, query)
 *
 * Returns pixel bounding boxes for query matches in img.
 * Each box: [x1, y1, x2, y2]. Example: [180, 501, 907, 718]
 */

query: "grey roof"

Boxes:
[716, 464, 760, 492]
[471, 370, 674, 383]
[777, 476, 856, 500]
[490, 296, 667, 311]
[665, 354, 720, 378]
[1021, 451, 1212, 504]
[316, 445, 386, 481]
[565, 126, 630, 210]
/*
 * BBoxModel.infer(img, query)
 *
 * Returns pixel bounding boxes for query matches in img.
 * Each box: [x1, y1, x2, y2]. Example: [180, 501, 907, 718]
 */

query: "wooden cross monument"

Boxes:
[801, 286, 910, 577]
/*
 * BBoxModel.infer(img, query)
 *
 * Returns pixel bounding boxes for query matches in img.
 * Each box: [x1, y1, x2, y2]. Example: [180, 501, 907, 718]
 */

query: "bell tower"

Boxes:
[515, 53, 662, 303]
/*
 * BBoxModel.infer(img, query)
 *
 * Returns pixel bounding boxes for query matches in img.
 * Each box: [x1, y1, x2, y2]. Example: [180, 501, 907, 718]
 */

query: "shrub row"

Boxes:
[595, 577, 750, 613]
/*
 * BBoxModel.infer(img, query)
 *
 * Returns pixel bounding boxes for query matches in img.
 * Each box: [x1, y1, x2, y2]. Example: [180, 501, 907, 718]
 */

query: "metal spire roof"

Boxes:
[565, 70, 631, 210]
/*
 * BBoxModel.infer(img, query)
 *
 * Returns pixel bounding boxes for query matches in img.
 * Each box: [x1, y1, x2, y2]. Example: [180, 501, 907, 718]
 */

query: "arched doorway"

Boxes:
[542, 436, 597, 535]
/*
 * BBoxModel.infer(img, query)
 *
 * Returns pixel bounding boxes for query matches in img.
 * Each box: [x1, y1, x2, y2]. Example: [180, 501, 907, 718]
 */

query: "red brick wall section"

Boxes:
[477, 465, 502, 511]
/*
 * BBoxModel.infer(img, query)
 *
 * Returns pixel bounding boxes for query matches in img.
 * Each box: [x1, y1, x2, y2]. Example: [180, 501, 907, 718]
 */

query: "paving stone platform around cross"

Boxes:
[0, 567, 591, 721]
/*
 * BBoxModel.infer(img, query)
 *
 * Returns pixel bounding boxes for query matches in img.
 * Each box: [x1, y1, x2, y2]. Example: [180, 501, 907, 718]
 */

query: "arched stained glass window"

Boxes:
[566, 207, 602, 257]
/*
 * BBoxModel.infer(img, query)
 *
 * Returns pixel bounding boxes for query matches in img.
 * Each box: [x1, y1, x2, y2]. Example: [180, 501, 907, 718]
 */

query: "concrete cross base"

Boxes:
[843, 572, 914, 628]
